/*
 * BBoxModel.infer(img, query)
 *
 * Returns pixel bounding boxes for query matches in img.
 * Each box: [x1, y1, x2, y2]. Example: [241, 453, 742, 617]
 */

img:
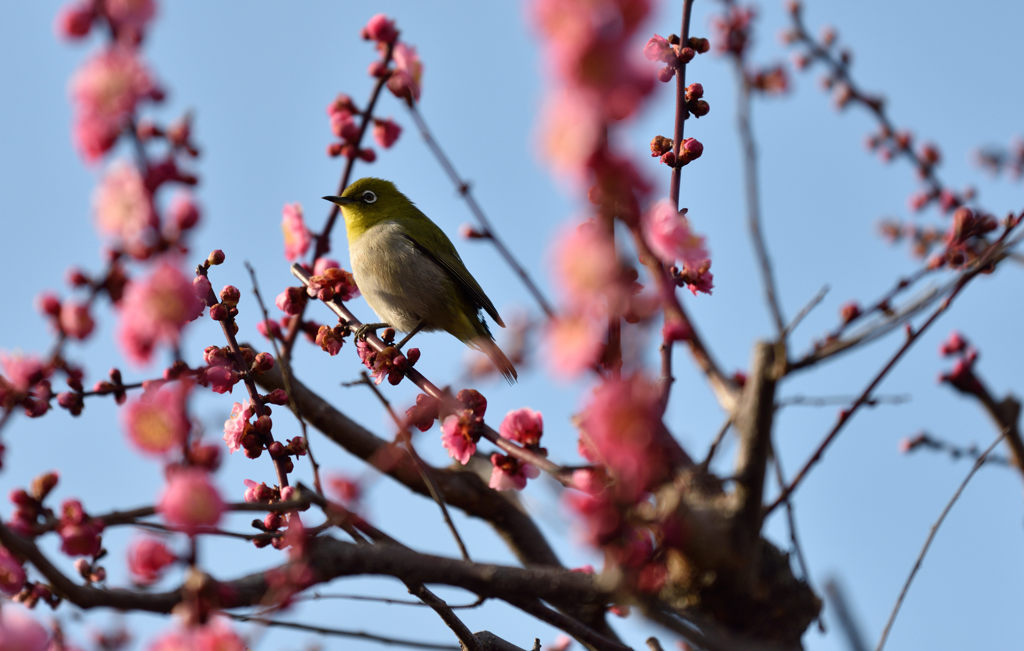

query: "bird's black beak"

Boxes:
[322, 195, 356, 206]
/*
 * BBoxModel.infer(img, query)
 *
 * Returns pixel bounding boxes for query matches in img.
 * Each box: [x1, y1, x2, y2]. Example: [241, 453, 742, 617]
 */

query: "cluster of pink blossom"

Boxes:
[440, 389, 489, 464]
[938, 330, 982, 395]
[490, 408, 545, 490]
[355, 337, 420, 385]
[324, 14, 419, 161]
[0, 2, 277, 646]
[530, 0, 722, 593]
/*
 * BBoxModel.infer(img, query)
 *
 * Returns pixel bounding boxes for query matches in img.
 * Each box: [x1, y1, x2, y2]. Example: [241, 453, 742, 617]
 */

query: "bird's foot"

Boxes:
[395, 321, 425, 350]
[351, 322, 390, 341]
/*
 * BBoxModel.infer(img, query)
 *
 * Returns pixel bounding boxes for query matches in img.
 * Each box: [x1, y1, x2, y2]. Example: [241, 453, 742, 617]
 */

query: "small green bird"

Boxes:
[323, 178, 517, 382]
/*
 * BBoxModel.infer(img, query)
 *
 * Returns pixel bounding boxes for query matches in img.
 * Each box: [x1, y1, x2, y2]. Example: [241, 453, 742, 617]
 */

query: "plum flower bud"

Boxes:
[643, 35, 676, 64]
[499, 408, 544, 447]
[680, 137, 703, 163]
[361, 14, 398, 45]
[649, 135, 673, 157]
[387, 43, 423, 102]
[373, 118, 402, 149]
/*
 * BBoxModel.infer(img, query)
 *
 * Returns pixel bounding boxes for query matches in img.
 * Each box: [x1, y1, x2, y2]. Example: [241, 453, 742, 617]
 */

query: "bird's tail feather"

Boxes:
[472, 337, 518, 384]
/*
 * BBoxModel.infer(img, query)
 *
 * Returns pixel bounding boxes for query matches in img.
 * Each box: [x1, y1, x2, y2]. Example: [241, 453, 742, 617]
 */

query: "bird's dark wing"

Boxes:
[399, 223, 505, 327]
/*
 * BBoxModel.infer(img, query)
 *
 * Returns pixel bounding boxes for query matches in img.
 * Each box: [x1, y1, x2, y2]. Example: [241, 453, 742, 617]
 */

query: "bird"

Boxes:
[323, 177, 517, 383]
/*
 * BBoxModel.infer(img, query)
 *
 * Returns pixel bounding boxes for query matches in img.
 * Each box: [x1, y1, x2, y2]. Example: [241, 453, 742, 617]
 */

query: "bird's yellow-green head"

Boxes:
[323, 177, 415, 241]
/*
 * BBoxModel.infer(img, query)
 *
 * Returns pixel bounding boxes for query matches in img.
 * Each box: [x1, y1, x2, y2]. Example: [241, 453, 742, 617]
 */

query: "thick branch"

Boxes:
[256, 365, 558, 568]
[731, 341, 779, 557]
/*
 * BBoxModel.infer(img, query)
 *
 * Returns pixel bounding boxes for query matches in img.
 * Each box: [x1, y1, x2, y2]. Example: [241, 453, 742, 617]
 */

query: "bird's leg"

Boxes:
[352, 322, 390, 341]
[395, 320, 425, 350]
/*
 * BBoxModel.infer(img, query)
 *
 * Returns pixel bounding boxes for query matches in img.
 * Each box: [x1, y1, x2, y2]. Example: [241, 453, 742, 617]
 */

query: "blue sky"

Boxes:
[2, 1, 1024, 649]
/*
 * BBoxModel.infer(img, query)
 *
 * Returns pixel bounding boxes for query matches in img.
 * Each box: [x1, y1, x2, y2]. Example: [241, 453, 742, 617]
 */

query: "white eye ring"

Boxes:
[362, 190, 377, 204]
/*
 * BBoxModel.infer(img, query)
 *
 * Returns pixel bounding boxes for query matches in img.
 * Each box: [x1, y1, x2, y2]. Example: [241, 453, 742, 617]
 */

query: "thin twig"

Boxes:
[228, 614, 459, 650]
[784, 285, 828, 337]
[288, 590, 485, 609]
[777, 393, 910, 409]
[355, 372, 472, 561]
[769, 442, 821, 632]
[245, 262, 323, 495]
[407, 104, 554, 318]
[408, 584, 480, 651]
[900, 431, 1011, 466]
[875, 429, 1006, 651]
[669, 0, 696, 207]
[768, 227, 1018, 514]
[701, 416, 733, 470]
[823, 578, 868, 651]
[735, 65, 786, 336]
[196, 262, 293, 489]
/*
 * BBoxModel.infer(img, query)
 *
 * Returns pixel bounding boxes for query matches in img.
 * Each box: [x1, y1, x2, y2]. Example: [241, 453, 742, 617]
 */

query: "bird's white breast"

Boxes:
[349, 221, 453, 333]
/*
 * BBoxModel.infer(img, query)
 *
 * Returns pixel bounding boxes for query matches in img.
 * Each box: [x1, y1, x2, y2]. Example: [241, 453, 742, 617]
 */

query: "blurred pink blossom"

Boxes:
[122, 381, 191, 455]
[118, 259, 204, 364]
[158, 468, 224, 534]
[281, 203, 311, 261]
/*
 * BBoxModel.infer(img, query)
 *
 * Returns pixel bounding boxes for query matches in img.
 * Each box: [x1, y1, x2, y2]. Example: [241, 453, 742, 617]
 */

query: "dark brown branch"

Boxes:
[408, 583, 480, 651]
[256, 364, 559, 567]
[506, 597, 631, 651]
[959, 383, 1024, 480]
[730, 341, 779, 574]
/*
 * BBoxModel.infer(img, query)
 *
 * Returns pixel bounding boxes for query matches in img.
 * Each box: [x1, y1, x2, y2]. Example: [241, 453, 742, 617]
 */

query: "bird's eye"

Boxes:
[362, 190, 377, 204]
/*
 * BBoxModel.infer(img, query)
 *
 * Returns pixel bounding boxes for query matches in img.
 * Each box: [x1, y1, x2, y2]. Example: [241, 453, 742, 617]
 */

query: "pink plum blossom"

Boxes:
[93, 160, 157, 254]
[387, 43, 423, 102]
[362, 14, 398, 45]
[105, 0, 157, 38]
[122, 381, 191, 455]
[489, 453, 540, 491]
[70, 47, 158, 161]
[551, 220, 626, 314]
[158, 468, 224, 534]
[149, 618, 245, 651]
[373, 118, 402, 148]
[58, 302, 95, 340]
[499, 408, 544, 447]
[441, 411, 480, 465]
[543, 312, 604, 377]
[579, 374, 666, 498]
[0, 607, 49, 650]
[0, 354, 49, 393]
[223, 401, 255, 453]
[641, 198, 709, 270]
[0, 546, 26, 596]
[281, 203, 311, 261]
[127, 537, 176, 584]
[117, 259, 204, 364]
